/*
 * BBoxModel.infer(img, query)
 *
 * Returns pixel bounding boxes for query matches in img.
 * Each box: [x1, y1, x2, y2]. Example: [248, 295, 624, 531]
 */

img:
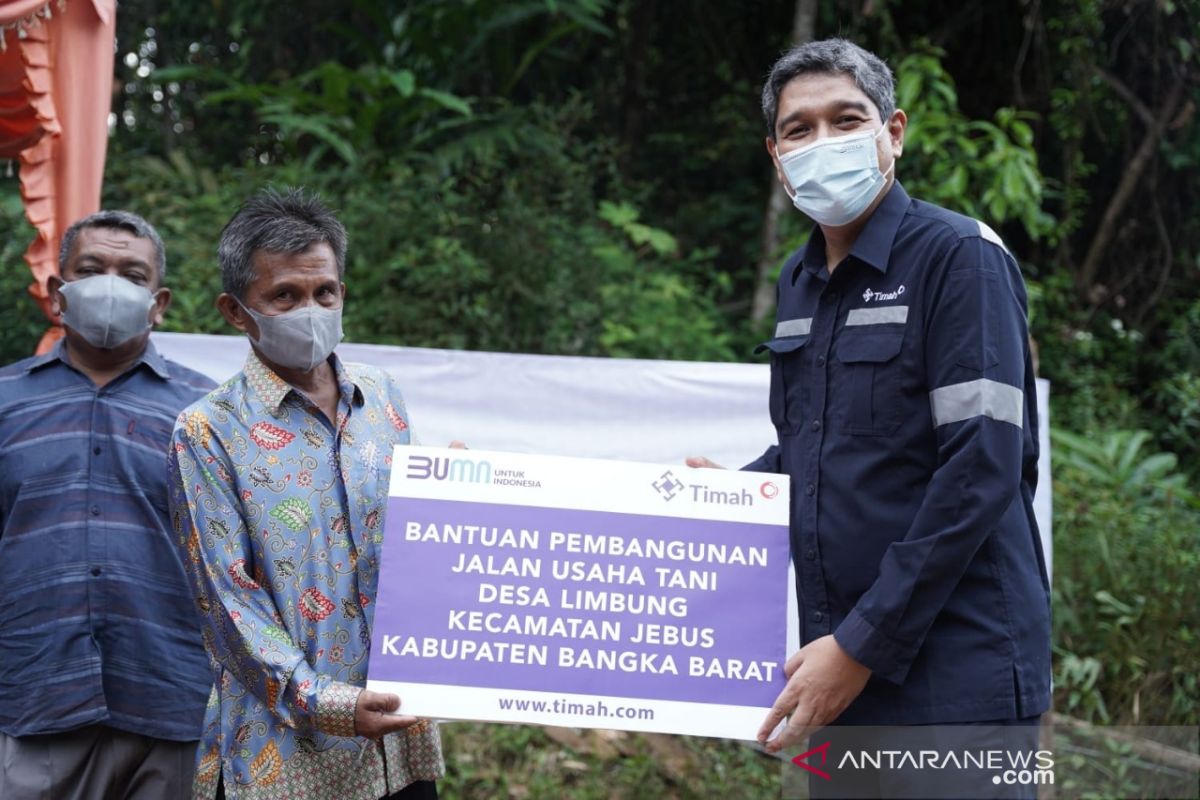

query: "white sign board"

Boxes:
[366, 447, 790, 740]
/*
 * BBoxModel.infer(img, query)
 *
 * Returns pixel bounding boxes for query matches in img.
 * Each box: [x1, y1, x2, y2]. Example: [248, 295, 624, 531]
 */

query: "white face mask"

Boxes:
[778, 124, 894, 226]
[237, 300, 344, 372]
[58, 274, 157, 349]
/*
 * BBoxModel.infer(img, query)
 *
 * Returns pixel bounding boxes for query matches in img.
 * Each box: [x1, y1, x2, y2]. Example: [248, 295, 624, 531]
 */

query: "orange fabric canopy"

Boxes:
[0, 0, 115, 353]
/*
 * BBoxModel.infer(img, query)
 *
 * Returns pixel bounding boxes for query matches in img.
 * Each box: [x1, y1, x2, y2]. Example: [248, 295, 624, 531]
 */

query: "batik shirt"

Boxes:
[167, 350, 443, 800]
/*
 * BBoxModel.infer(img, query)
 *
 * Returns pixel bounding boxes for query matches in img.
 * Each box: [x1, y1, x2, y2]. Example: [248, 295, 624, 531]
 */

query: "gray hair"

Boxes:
[761, 38, 896, 139]
[218, 187, 347, 299]
[59, 210, 167, 282]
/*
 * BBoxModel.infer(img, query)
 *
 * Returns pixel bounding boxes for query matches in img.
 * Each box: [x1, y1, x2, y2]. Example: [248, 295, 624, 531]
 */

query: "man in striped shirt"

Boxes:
[0, 211, 216, 799]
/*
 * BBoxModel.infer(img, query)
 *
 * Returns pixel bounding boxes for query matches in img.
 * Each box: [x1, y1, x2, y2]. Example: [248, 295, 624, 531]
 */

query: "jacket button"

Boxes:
[805, 484, 815, 496]
[805, 548, 816, 561]
[811, 419, 821, 431]
[816, 355, 826, 367]
[91, 567, 102, 577]
[90, 505, 101, 516]
[811, 611, 824, 623]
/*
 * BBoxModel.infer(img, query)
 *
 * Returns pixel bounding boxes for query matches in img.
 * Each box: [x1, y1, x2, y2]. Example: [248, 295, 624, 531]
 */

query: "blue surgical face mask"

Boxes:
[778, 125, 894, 226]
[237, 299, 344, 372]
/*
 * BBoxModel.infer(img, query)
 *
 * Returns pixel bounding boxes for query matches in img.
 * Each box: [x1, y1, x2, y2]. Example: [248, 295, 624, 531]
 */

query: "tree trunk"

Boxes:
[617, 0, 655, 176]
[1076, 79, 1183, 303]
[750, 0, 818, 325]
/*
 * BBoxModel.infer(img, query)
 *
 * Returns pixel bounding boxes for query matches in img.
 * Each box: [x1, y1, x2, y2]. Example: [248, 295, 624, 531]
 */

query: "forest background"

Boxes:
[0, 0, 1196, 796]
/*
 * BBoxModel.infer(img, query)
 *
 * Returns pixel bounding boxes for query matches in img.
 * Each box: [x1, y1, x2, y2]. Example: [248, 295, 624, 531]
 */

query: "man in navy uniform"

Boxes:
[691, 39, 1050, 797]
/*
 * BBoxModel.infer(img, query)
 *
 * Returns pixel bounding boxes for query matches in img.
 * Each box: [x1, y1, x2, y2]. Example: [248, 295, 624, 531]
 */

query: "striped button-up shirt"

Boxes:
[746, 181, 1051, 724]
[0, 340, 216, 740]
[167, 350, 443, 800]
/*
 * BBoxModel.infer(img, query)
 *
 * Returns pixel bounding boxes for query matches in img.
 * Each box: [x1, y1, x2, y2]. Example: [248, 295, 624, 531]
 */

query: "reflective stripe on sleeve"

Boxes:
[775, 317, 812, 337]
[846, 305, 908, 326]
[977, 220, 1010, 254]
[929, 378, 1024, 429]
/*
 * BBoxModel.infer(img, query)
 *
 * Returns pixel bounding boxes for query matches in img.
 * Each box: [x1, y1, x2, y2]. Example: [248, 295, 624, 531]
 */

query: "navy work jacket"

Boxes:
[745, 182, 1051, 724]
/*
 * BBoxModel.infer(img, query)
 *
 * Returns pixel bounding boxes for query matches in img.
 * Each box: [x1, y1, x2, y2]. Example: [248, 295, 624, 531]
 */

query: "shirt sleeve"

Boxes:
[833, 235, 1034, 684]
[741, 445, 782, 473]
[743, 277, 789, 475]
[382, 372, 417, 446]
[167, 411, 360, 738]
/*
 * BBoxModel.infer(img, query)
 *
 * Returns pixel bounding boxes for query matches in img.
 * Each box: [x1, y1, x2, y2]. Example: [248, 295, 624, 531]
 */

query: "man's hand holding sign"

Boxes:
[685, 455, 871, 753]
[756, 635, 871, 753]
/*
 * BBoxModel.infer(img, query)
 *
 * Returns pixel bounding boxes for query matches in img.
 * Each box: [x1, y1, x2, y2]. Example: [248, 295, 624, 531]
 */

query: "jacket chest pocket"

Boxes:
[758, 337, 809, 435]
[836, 331, 905, 435]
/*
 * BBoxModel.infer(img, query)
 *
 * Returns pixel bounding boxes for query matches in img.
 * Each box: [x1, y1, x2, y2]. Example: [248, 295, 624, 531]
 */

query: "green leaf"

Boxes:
[1129, 453, 1179, 484]
[389, 69, 416, 97]
[643, 226, 678, 256]
[598, 200, 639, 227]
[418, 87, 472, 116]
[1115, 430, 1152, 475]
[261, 111, 358, 165]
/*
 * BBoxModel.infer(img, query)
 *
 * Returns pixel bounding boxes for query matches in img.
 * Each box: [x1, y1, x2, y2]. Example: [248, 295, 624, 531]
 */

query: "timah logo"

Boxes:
[652, 470, 685, 501]
[863, 285, 905, 303]
[407, 455, 492, 483]
[791, 741, 833, 781]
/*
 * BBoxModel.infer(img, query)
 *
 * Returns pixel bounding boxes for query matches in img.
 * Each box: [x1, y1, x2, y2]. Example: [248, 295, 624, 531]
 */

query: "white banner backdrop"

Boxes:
[152, 331, 1052, 653]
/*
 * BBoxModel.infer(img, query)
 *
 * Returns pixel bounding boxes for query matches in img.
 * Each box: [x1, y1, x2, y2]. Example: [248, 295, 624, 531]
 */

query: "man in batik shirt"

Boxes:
[168, 188, 443, 800]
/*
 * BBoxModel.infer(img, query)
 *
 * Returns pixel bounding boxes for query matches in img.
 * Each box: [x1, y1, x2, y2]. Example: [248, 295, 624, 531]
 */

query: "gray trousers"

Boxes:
[0, 725, 197, 800]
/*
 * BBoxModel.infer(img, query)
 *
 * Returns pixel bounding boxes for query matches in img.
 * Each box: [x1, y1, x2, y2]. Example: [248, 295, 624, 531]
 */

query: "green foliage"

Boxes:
[1052, 725, 1199, 800]
[99, 99, 731, 361]
[1148, 299, 1200, 479]
[169, 59, 474, 167]
[0, 182, 45, 364]
[593, 202, 734, 360]
[1054, 653, 1109, 721]
[1051, 428, 1200, 725]
[439, 721, 780, 799]
[896, 43, 1057, 242]
[1028, 272, 1144, 434]
[1050, 429, 1197, 506]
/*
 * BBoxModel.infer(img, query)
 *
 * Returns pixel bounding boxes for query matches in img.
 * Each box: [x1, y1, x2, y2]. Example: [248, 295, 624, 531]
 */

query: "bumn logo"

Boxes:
[791, 741, 833, 781]
[407, 455, 492, 484]
[652, 470, 685, 501]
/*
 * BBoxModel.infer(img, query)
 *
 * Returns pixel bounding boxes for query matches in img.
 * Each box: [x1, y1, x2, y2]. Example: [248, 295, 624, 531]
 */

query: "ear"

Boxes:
[216, 293, 257, 339]
[150, 287, 172, 327]
[339, 281, 348, 304]
[887, 109, 907, 159]
[47, 275, 65, 317]
[765, 137, 788, 188]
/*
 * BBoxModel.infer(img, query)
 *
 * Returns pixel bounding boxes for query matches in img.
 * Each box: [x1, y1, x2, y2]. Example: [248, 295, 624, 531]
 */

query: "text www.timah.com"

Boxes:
[498, 697, 655, 721]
